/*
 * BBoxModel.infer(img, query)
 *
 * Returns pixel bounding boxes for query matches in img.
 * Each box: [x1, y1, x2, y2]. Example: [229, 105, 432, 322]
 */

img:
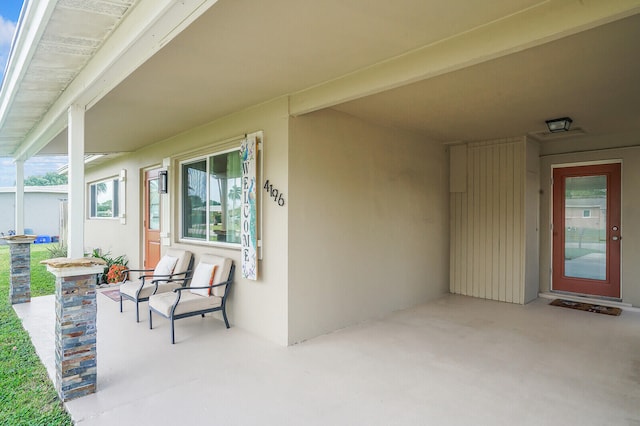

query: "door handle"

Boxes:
[612, 236, 622, 241]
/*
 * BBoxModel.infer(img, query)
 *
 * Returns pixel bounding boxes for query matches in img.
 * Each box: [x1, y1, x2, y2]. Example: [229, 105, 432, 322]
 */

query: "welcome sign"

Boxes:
[240, 133, 259, 280]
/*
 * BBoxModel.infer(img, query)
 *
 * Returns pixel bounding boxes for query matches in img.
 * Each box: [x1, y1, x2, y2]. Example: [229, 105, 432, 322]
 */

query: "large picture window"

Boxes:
[181, 148, 242, 244]
[89, 178, 119, 219]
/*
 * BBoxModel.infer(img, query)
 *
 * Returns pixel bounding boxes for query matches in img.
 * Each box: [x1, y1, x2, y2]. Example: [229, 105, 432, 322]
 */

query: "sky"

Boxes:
[0, 0, 68, 187]
[0, 0, 22, 75]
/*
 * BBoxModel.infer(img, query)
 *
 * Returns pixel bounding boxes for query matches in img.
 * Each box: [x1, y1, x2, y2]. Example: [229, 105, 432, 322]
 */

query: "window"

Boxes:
[583, 209, 591, 218]
[181, 148, 242, 244]
[89, 178, 119, 219]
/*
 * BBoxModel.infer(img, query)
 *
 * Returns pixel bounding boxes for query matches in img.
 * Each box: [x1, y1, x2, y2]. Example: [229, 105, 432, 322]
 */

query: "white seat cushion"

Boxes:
[149, 291, 222, 317]
[120, 279, 182, 300]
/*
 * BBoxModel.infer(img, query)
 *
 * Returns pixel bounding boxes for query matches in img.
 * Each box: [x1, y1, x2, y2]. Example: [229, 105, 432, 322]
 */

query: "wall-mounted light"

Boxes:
[159, 170, 168, 194]
[545, 117, 573, 133]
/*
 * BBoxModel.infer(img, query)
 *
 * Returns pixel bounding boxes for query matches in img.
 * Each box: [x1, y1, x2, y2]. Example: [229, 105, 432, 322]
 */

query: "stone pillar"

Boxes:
[1, 235, 36, 304]
[42, 257, 106, 402]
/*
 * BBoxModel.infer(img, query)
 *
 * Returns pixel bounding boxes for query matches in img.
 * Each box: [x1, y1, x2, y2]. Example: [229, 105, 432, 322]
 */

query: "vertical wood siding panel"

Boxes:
[450, 139, 528, 304]
[510, 144, 521, 303]
[478, 146, 487, 299]
[512, 142, 523, 304]
[492, 144, 501, 301]
[499, 143, 507, 302]
[450, 195, 456, 293]
[485, 145, 494, 300]
[454, 194, 462, 294]
[466, 147, 475, 297]
[511, 143, 526, 303]
[473, 147, 481, 298]
[505, 143, 515, 303]
[460, 191, 468, 295]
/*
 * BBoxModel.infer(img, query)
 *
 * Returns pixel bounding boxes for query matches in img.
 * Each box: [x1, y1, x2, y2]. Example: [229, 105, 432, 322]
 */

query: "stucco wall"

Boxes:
[0, 191, 65, 237]
[84, 98, 290, 345]
[288, 109, 449, 344]
[539, 135, 640, 307]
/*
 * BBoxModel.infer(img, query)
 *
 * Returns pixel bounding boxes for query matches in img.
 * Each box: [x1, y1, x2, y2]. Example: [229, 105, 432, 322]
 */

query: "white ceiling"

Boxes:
[334, 12, 640, 143]
[3, 0, 639, 157]
[40, 0, 547, 154]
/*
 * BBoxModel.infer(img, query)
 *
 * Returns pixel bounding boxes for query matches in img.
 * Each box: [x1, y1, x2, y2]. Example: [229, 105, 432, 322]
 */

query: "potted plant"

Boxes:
[106, 264, 128, 283]
[91, 249, 128, 285]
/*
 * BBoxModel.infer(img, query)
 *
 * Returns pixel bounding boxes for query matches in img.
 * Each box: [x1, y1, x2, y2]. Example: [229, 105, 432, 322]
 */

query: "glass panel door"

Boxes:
[552, 163, 621, 298]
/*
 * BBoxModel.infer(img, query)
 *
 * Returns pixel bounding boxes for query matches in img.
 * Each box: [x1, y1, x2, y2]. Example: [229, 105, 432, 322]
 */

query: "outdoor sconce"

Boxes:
[545, 117, 573, 133]
[159, 170, 168, 194]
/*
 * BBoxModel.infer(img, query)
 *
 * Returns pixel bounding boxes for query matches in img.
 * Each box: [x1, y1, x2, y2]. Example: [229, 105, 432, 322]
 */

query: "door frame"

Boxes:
[143, 167, 163, 270]
[550, 160, 622, 299]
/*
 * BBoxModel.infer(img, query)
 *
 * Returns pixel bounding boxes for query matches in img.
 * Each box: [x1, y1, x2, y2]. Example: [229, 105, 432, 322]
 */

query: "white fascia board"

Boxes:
[290, 0, 640, 116]
[13, 0, 219, 161]
[0, 0, 58, 131]
[0, 185, 66, 193]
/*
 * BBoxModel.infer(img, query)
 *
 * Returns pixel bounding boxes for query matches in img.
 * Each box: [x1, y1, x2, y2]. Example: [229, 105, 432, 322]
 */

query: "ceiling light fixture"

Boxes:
[545, 117, 573, 133]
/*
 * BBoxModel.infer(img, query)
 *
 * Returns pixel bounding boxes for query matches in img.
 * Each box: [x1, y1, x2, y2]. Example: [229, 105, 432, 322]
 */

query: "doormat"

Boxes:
[549, 299, 622, 316]
[100, 289, 121, 302]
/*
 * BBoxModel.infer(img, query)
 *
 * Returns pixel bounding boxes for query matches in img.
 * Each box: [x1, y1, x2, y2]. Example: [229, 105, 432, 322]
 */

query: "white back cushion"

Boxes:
[154, 255, 178, 276]
[189, 262, 216, 296]
[199, 254, 233, 297]
[166, 248, 193, 275]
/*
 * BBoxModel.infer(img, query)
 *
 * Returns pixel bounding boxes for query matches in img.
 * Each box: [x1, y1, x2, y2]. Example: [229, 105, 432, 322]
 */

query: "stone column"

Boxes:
[42, 257, 106, 402]
[1, 235, 36, 304]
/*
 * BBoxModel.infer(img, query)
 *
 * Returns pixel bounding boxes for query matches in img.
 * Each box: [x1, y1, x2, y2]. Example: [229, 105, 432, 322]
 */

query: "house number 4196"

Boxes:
[264, 180, 285, 206]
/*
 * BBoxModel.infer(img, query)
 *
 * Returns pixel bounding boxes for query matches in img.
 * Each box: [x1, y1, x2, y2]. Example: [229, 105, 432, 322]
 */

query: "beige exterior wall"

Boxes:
[288, 109, 449, 344]
[539, 134, 640, 306]
[85, 98, 290, 345]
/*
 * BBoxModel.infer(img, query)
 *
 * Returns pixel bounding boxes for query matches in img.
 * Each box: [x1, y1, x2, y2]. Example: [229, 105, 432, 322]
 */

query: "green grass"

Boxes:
[0, 243, 73, 426]
[564, 247, 603, 260]
[565, 227, 606, 244]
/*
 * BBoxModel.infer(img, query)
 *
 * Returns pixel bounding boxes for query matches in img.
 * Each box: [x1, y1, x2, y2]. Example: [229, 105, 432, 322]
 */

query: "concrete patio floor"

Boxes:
[13, 291, 640, 425]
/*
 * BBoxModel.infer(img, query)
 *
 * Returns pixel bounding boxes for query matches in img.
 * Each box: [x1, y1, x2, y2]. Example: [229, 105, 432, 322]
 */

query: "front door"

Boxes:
[144, 169, 162, 269]
[552, 163, 621, 298]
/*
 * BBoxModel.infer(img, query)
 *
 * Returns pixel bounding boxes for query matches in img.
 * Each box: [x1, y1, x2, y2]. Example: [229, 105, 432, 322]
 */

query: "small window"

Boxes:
[89, 178, 119, 219]
[583, 209, 591, 218]
[181, 148, 242, 244]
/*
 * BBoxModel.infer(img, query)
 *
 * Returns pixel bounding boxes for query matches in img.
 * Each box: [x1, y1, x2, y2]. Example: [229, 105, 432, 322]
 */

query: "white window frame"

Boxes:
[178, 146, 243, 247]
[88, 177, 120, 219]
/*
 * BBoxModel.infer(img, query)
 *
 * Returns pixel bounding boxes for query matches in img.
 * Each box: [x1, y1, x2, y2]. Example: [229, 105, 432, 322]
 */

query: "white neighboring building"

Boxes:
[0, 185, 67, 240]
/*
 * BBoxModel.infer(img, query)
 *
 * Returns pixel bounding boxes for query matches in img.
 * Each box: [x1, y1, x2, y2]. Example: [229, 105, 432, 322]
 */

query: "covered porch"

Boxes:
[14, 290, 640, 425]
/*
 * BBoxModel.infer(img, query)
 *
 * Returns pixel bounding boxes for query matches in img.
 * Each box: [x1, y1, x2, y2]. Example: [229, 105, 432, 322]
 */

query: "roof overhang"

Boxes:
[1, 0, 640, 160]
[0, 0, 218, 160]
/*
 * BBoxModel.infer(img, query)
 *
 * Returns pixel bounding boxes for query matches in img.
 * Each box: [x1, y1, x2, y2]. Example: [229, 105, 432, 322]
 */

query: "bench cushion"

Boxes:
[120, 280, 182, 299]
[150, 291, 222, 317]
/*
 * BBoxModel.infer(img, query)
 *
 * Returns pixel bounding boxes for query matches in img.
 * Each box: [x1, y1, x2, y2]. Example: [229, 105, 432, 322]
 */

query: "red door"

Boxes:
[144, 169, 162, 269]
[552, 163, 621, 298]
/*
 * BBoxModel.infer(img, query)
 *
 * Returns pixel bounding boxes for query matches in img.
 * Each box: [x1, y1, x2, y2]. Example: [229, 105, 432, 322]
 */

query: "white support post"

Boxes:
[67, 105, 85, 258]
[15, 159, 25, 235]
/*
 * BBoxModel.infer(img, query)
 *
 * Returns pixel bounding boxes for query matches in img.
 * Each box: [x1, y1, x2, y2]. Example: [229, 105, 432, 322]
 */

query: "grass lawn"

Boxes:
[564, 247, 603, 260]
[0, 243, 73, 425]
